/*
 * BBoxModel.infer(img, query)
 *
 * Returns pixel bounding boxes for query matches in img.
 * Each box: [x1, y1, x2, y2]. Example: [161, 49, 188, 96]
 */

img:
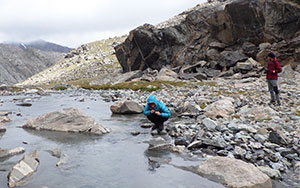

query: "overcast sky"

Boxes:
[0, 0, 206, 48]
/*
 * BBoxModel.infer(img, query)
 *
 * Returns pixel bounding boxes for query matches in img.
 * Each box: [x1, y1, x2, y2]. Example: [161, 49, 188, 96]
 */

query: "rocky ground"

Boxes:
[1, 64, 300, 187]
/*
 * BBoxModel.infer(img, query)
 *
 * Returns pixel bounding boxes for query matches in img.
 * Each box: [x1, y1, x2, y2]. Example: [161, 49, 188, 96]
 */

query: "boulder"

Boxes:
[22, 108, 109, 135]
[110, 100, 143, 114]
[237, 105, 279, 121]
[0, 147, 25, 158]
[204, 97, 235, 119]
[8, 150, 39, 188]
[196, 156, 272, 188]
[156, 67, 178, 82]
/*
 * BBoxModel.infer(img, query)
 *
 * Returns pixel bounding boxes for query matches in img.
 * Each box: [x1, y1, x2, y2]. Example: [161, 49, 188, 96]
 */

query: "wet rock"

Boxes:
[146, 137, 172, 151]
[140, 123, 152, 128]
[22, 108, 109, 135]
[131, 131, 140, 136]
[47, 148, 61, 158]
[0, 147, 25, 159]
[0, 123, 6, 132]
[8, 150, 39, 188]
[56, 154, 68, 167]
[110, 100, 143, 114]
[195, 156, 272, 188]
[16, 103, 32, 107]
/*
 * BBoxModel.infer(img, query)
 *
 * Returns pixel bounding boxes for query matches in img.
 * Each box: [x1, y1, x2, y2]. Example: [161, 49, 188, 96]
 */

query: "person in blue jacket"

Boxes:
[143, 95, 171, 135]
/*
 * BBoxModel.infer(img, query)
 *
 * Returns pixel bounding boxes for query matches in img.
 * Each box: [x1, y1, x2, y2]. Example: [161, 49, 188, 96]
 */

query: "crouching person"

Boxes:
[143, 96, 170, 135]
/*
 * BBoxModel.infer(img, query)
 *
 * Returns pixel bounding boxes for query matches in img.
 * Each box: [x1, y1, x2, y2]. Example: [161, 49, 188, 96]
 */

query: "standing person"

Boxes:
[265, 52, 282, 105]
[143, 95, 170, 135]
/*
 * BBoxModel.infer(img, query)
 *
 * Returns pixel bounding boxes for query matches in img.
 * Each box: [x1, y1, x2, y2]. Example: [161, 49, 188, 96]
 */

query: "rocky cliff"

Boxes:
[17, 36, 127, 86]
[0, 44, 65, 85]
[115, 0, 300, 73]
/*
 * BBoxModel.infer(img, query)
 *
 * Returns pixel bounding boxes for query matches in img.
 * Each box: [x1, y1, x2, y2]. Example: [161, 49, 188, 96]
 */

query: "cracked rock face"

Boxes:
[115, 0, 300, 72]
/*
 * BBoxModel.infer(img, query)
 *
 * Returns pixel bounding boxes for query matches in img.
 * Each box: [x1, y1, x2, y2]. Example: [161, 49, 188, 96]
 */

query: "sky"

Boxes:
[0, 0, 206, 48]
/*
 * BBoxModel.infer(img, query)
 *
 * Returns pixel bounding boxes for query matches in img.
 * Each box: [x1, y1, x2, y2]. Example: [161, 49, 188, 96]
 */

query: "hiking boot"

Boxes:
[151, 130, 158, 136]
[158, 130, 167, 135]
[269, 100, 276, 105]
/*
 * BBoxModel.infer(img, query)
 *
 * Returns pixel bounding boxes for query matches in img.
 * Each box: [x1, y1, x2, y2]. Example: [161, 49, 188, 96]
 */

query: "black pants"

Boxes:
[147, 114, 168, 132]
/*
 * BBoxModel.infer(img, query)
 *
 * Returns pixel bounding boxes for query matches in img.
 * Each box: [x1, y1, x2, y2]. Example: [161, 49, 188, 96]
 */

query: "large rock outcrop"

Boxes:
[115, 0, 300, 73]
[22, 108, 109, 135]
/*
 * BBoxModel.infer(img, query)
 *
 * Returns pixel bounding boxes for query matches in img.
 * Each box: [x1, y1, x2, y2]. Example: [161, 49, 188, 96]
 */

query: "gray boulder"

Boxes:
[196, 156, 272, 188]
[110, 100, 143, 114]
[22, 108, 109, 135]
[204, 97, 235, 119]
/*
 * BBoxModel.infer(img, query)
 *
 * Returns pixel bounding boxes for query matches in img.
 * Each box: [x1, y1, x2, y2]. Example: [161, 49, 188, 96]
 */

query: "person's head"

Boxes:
[149, 103, 156, 109]
[267, 52, 275, 61]
[147, 95, 157, 109]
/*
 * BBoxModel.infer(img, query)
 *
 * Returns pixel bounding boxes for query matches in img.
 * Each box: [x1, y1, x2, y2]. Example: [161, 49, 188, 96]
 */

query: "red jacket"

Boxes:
[266, 58, 282, 80]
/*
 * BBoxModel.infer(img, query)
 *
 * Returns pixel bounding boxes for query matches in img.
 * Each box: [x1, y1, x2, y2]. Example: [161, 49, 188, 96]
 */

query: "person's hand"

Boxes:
[264, 68, 269, 74]
[151, 110, 155, 114]
[273, 70, 276, 73]
[155, 111, 161, 116]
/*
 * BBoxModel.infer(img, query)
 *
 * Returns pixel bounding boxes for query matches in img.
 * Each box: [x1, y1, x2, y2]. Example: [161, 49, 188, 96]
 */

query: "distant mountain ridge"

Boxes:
[17, 36, 127, 86]
[5, 40, 72, 53]
[0, 43, 65, 85]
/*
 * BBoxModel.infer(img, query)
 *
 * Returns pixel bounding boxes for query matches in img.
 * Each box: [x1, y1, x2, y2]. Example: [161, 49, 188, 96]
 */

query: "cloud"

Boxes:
[0, 0, 206, 47]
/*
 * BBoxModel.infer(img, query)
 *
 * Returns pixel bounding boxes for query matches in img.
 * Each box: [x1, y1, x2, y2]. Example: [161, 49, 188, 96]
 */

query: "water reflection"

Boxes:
[23, 129, 103, 145]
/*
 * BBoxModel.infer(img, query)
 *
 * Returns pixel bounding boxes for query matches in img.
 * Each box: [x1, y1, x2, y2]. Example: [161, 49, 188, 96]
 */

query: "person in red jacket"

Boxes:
[265, 52, 282, 105]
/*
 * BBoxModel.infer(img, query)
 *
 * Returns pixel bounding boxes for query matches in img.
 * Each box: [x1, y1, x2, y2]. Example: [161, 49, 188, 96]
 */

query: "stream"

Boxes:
[0, 90, 224, 188]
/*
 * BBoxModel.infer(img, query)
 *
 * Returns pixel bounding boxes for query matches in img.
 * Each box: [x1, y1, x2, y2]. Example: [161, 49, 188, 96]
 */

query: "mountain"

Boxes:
[6, 40, 72, 53]
[17, 36, 127, 86]
[0, 44, 65, 85]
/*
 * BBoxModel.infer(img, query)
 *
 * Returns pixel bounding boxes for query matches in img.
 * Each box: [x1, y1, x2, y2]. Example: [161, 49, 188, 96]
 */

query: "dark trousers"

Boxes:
[147, 114, 168, 132]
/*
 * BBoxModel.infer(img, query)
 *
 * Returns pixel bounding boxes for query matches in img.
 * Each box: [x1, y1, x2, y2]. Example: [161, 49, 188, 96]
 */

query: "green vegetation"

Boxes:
[79, 81, 187, 92]
[296, 110, 300, 117]
[54, 86, 68, 91]
[200, 104, 206, 109]
[197, 82, 217, 87]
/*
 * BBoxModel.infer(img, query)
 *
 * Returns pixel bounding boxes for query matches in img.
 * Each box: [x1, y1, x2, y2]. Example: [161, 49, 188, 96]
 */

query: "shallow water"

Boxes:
[0, 91, 224, 188]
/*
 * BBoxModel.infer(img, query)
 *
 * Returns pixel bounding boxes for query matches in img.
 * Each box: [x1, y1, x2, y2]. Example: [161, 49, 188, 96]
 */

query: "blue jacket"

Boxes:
[143, 96, 170, 118]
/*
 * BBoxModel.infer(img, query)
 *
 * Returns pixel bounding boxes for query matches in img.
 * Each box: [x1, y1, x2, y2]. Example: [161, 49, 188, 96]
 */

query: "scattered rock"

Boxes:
[0, 147, 25, 159]
[110, 100, 143, 114]
[131, 131, 141, 136]
[8, 150, 39, 188]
